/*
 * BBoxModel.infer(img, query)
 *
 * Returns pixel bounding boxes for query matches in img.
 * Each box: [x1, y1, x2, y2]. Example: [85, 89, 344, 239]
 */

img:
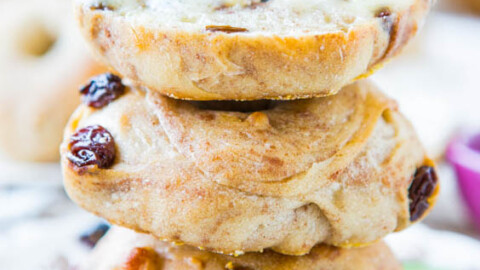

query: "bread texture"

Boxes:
[0, 0, 104, 162]
[61, 80, 438, 255]
[75, 0, 431, 100]
[80, 226, 401, 270]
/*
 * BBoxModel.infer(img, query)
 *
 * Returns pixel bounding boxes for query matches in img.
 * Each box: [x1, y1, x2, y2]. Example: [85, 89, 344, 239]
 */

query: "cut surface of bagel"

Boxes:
[75, 0, 432, 100]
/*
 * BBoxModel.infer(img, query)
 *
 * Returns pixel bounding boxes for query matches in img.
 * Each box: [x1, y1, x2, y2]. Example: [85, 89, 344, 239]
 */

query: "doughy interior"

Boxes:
[83, 0, 414, 34]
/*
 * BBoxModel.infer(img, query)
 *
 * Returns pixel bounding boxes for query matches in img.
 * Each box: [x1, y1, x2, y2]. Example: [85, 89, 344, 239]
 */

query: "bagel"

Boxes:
[437, 0, 480, 13]
[467, 0, 480, 11]
[0, 0, 104, 162]
[74, 0, 431, 100]
[80, 226, 401, 270]
[61, 78, 439, 255]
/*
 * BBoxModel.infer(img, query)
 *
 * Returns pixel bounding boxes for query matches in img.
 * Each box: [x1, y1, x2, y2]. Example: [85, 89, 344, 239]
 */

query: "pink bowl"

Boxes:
[447, 132, 480, 231]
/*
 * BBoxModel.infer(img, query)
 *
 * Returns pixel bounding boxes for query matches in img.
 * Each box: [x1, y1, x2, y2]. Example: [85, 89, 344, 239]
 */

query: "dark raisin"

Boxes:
[67, 125, 116, 170]
[80, 73, 125, 108]
[80, 223, 110, 248]
[375, 7, 394, 32]
[206, 25, 248, 33]
[408, 166, 438, 222]
[375, 7, 391, 18]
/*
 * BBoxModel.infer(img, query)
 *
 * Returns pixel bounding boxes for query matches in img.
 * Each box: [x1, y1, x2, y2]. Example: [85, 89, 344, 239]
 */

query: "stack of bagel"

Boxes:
[62, 0, 440, 269]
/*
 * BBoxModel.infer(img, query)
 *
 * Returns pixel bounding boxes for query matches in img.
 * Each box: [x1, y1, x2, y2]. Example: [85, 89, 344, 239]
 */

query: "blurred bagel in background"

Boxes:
[0, 0, 105, 162]
[437, 0, 480, 14]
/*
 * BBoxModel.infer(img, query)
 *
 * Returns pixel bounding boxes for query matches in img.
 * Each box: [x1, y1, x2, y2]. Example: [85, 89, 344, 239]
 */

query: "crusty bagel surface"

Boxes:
[62, 80, 438, 255]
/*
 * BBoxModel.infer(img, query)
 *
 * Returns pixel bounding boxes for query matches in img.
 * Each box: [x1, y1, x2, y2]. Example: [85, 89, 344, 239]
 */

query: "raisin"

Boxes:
[375, 7, 391, 18]
[67, 125, 116, 170]
[80, 223, 110, 248]
[206, 25, 248, 33]
[408, 166, 438, 222]
[375, 7, 394, 32]
[80, 73, 125, 108]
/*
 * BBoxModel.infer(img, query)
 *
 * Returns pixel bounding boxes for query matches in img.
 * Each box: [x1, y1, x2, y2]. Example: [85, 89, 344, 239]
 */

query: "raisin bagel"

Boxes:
[80, 226, 401, 270]
[438, 0, 480, 13]
[61, 78, 439, 255]
[75, 0, 431, 100]
[0, 0, 104, 162]
[467, 0, 480, 11]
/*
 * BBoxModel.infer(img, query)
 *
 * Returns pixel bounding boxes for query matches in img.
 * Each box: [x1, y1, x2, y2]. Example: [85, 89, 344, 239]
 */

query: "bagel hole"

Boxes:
[17, 21, 57, 57]
[188, 100, 279, 112]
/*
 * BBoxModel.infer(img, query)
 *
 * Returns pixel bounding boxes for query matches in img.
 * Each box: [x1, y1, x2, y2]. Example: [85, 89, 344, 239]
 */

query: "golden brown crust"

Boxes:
[61, 80, 437, 255]
[82, 227, 402, 270]
[75, 0, 431, 100]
